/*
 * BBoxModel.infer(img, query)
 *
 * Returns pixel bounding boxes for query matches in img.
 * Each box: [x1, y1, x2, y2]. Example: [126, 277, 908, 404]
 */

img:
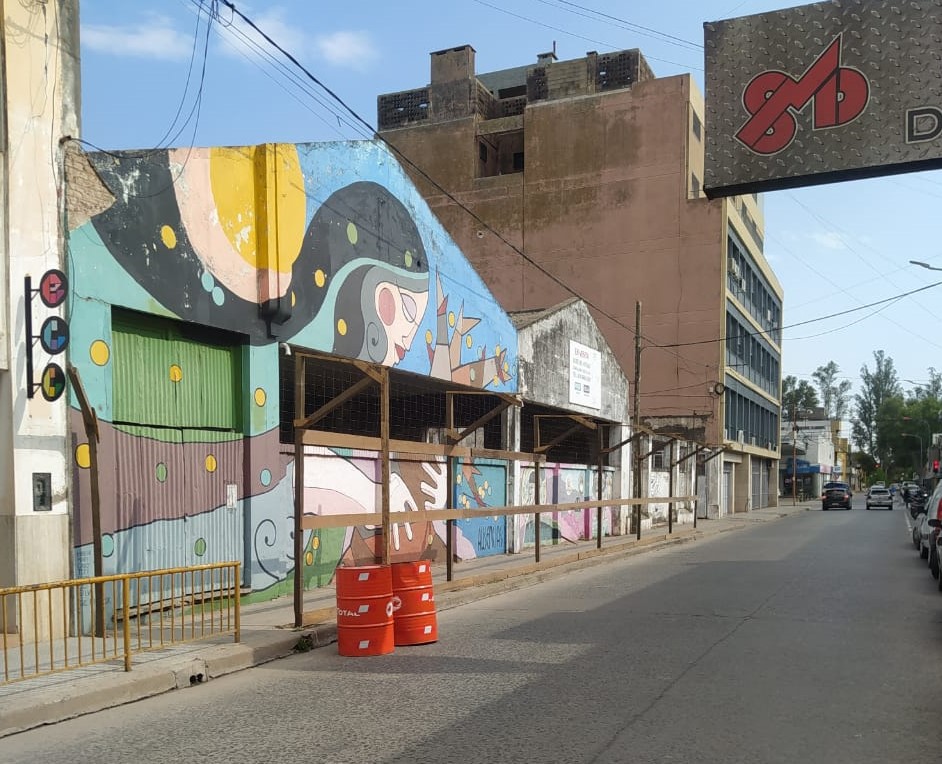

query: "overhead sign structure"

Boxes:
[704, 0, 942, 198]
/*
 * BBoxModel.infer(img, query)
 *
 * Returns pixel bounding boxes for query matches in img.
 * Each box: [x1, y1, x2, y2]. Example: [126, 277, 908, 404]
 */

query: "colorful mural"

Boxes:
[66, 140, 518, 600]
[514, 463, 615, 552]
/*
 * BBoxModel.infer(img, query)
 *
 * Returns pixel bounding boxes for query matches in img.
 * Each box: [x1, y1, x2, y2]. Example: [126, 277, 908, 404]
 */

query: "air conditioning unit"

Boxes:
[750, 436, 756, 446]
[728, 258, 741, 278]
[737, 429, 745, 442]
[766, 441, 774, 450]
[739, 276, 746, 290]
[766, 309, 773, 322]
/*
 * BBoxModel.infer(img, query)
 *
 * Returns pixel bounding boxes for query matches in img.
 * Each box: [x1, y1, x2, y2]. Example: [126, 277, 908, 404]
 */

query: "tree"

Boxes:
[852, 350, 902, 462]
[812, 361, 852, 419]
[909, 368, 942, 401]
[781, 375, 819, 419]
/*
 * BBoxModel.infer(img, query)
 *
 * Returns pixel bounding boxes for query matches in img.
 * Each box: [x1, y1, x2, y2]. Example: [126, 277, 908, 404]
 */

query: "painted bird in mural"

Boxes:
[427, 274, 511, 388]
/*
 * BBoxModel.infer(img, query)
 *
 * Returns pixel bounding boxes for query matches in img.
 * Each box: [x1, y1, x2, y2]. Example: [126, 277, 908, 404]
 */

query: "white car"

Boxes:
[865, 487, 893, 510]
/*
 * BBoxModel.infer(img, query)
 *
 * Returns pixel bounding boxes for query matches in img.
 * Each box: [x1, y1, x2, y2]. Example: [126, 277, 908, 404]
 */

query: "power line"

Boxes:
[660, 279, 942, 349]
[213, 0, 713, 371]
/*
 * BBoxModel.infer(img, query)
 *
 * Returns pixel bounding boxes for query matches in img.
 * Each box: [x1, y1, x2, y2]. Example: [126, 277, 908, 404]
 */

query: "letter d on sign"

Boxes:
[906, 107, 942, 143]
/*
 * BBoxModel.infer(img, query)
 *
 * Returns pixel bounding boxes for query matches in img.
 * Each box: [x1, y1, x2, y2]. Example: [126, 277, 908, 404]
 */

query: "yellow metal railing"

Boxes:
[0, 561, 241, 686]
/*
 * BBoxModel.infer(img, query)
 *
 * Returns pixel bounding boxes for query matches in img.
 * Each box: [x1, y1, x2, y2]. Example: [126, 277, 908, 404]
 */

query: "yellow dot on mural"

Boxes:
[75, 443, 91, 469]
[205, 455, 217, 473]
[456, 473, 463, 484]
[254, 388, 267, 406]
[448, 312, 455, 327]
[347, 221, 358, 245]
[465, 335, 473, 348]
[427, 534, 434, 547]
[169, 364, 183, 383]
[404, 250, 413, 267]
[425, 330, 433, 345]
[305, 551, 314, 566]
[291, 291, 296, 307]
[314, 269, 326, 288]
[495, 344, 501, 355]
[337, 318, 347, 336]
[503, 361, 510, 373]
[90, 340, 110, 366]
[160, 225, 177, 249]
[312, 536, 320, 551]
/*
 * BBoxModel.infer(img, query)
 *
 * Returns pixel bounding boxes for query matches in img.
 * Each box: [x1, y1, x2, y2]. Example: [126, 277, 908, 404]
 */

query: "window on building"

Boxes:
[478, 129, 524, 178]
[692, 112, 702, 141]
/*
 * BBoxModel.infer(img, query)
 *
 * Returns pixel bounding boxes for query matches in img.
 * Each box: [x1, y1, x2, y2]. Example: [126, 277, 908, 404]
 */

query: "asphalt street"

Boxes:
[5, 497, 940, 764]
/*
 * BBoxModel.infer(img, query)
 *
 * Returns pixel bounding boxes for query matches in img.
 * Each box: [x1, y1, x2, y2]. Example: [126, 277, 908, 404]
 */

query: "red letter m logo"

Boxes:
[736, 35, 870, 155]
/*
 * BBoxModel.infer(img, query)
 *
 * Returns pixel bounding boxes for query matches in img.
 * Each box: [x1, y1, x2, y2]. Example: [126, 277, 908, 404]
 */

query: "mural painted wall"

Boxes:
[513, 463, 615, 553]
[66, 140, 517, 602]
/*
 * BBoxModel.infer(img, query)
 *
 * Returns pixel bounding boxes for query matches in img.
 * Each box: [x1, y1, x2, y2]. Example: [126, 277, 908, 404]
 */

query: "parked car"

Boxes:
[913, 512, 925, 550]
[922, 483, 942, 577]
[865, 487, 893, 510]
[821, 481, 853, 510]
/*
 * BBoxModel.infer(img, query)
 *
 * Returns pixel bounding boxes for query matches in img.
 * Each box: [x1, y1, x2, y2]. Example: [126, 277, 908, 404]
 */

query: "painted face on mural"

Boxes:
[304, 182, 431, 365]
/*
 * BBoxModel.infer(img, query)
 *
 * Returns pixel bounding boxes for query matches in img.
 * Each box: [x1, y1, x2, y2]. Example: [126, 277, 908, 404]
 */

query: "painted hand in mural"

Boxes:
[387, 471, 418, 552]
[420, 460, 448, 509]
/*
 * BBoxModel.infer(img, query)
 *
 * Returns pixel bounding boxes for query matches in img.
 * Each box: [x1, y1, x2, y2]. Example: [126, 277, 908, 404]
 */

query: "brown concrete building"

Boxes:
[377, 45, 782, 514]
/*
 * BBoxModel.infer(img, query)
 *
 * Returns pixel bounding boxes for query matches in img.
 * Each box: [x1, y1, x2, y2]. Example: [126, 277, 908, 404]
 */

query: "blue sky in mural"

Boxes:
[78, 0, 942, 403]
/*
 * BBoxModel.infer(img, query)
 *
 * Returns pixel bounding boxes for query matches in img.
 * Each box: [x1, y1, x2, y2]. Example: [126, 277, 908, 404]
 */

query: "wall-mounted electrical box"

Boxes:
[33, 472, 52, 511]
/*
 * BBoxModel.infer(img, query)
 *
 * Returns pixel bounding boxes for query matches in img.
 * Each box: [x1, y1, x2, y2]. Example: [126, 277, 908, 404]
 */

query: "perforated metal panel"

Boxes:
[705, 0, 942, 196]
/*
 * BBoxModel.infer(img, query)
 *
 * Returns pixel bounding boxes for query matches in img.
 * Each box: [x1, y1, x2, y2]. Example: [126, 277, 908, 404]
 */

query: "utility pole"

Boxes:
[633, 301, 642, 537]
[792, 402, 798, 507]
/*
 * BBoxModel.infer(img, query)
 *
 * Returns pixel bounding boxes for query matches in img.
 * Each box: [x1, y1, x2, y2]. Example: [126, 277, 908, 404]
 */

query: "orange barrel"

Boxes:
[391, 560, 438, 645]
[335, 565, 395, 657]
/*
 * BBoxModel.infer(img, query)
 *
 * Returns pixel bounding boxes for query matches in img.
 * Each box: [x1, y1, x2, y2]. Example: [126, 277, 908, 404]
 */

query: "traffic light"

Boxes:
[934, 459, 940, 473]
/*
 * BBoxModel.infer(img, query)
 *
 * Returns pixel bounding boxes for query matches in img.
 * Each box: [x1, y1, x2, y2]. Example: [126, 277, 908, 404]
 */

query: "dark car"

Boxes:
[822, 481, 853, 510]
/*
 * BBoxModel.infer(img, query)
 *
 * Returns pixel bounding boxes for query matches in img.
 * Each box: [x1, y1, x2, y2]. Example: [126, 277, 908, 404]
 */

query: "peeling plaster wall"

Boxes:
[0, 0, 80, 599]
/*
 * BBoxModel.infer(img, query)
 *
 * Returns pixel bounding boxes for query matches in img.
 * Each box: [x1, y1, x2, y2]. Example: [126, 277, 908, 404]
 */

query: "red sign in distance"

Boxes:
[39, 269, 68, 309]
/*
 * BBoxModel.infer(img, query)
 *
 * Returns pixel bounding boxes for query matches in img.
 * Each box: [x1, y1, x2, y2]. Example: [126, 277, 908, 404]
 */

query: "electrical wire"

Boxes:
[660, 279, 942, 349]
[472, 0, 699, 70]
[213, 0, 715, 372]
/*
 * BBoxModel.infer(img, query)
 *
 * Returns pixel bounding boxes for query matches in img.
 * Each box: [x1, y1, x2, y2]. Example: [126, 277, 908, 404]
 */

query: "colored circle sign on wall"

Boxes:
[40, 363, 66, 402]
[38, 269, 68, 308]
[39, 316, 69, 355]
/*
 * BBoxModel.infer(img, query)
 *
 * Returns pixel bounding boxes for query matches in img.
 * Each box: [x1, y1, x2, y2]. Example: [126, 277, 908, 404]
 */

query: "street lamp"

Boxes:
[910, 260, 942, 272]
[901, 432, 925, 478]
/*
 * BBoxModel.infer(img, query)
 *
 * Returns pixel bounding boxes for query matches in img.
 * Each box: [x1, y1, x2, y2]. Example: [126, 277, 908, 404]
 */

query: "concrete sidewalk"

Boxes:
[0, 502, 816, 737]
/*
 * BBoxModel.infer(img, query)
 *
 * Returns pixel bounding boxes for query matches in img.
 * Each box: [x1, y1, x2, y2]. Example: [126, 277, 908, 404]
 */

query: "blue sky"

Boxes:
[77, 0, 942, 406]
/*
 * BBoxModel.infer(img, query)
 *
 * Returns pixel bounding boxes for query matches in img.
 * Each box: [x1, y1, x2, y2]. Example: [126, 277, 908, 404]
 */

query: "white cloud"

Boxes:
[83, 16, 192, 61]
[314, 31, 378, 70]
[811, 231, 848, 251]
[217, 7, 309, 65]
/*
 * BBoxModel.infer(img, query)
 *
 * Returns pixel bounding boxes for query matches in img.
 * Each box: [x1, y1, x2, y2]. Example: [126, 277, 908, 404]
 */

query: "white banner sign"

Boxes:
[569, 340, 601, 410]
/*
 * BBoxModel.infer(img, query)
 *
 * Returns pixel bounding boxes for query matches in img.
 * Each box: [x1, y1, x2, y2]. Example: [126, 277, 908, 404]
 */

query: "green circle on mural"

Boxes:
[102, 534, 115, 558]
[194, 537, 207, 557]
[156, 462, 168, 482]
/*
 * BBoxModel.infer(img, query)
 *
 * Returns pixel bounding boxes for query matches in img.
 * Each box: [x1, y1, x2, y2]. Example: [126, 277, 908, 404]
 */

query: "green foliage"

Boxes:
[782, 375, 819, 418]
[812, 361, 852, 419]
[853, 350, 902, 459]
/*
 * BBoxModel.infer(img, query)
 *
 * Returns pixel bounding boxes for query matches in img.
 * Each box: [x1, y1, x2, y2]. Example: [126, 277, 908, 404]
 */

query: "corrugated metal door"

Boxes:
[111, 311, 244, 594]
[112, 313, 240, 430]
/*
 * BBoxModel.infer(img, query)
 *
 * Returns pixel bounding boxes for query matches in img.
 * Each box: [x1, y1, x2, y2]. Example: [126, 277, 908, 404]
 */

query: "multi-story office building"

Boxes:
[377, 45, 783, 513]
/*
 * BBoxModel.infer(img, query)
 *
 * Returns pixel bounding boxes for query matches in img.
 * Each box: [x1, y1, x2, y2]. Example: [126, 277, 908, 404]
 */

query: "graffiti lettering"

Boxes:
[736, 35, 869, 155]
[476, 524, 505, 552]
